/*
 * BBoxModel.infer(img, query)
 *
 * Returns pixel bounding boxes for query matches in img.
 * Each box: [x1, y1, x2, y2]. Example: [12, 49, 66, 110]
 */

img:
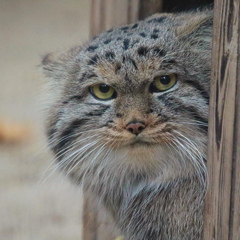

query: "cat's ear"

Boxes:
[41, 46, 81, 80]
[174, 10, 213, 48]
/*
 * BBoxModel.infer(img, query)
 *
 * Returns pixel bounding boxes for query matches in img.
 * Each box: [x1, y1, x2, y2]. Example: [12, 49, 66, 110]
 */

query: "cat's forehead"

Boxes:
[77, 20, 177, 88]
[79, 49, 170, 90]
[81, 16, 174, 58]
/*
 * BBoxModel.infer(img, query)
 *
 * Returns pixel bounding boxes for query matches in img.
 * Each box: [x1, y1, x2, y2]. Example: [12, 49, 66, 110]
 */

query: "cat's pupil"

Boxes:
[160, 76, 171, 85]
[99, 84, 110, 93]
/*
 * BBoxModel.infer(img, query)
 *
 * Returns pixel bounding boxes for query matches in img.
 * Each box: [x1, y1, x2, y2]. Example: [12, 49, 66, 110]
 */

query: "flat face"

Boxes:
[42, 11, 212, 182]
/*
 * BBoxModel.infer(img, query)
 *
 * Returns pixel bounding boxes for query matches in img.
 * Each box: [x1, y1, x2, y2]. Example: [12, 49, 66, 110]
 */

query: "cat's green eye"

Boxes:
[150, 74, 177, 92]
[90, 84, 116, 100]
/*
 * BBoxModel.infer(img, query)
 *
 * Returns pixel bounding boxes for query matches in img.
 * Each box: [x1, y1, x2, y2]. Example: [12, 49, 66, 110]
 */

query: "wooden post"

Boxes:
[90, 0, 163, 37]
[203, 0, 240, 239]
[83, 1, 163, 239]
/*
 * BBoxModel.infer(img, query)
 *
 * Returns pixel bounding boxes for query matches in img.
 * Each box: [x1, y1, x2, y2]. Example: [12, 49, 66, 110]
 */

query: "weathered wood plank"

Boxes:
[90, 0, 141, 37]
[203, 0, 240, 239]
[138, 0, 163, 20]
[90, 0, 163, 37]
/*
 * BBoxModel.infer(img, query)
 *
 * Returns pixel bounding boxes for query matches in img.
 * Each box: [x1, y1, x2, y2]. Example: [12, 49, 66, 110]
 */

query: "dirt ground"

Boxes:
[0, 1, 90, 239]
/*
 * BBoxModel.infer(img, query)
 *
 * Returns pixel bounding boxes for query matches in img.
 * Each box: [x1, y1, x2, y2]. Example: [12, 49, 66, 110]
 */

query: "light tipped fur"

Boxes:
[42, 9, 213, 240]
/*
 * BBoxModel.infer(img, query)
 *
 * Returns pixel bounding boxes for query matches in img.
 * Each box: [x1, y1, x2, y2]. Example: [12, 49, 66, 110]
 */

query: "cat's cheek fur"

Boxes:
[42, 9, 212, 240]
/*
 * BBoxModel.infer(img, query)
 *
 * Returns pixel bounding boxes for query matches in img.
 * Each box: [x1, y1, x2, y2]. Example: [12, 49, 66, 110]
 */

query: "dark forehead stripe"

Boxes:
[131, 39, 140, 48]
[153, 47, 166, 57]
[125, 73, 132, 83]
[139, 32, 146, 37]
[137, 46, 148, 56]
[132, 23, 138, 29]
[127, 57, 138, 70]
[105, 51, 115, 61]
[123, 39, 130, 50]
[104, 39, 112, 44]
[78, 72, 97, 82]
[120, 26, 129, 31]
[151, 34, 159, 39]
[88, 55, 100, 65]
[115, 62, 122, 73]
[87, 45, 98, 52]
[122, 56, 138, 70]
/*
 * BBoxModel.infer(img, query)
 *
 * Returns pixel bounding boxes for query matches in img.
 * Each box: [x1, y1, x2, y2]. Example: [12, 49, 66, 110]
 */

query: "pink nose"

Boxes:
[126, 121, 146, 135]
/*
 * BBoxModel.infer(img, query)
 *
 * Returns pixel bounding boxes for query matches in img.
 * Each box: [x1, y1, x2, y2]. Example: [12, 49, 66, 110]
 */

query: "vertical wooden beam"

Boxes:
[138, 0, 163, 20]
[90, 0, 163, 37]
[90, 0, 141, 37]
[203, 0, 240, 239]
[83, 1, 163, 239]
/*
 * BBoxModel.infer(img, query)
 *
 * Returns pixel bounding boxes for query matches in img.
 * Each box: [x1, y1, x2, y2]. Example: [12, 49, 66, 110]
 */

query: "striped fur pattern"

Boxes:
[42, 10, 213, 240]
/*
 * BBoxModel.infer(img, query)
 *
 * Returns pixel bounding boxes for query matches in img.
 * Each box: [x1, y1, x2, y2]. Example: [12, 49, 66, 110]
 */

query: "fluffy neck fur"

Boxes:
[42, 9, 213, 240]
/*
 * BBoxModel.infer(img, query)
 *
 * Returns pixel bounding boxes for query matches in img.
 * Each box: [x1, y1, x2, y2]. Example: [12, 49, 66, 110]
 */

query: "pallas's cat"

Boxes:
[42, 10, 212, 240]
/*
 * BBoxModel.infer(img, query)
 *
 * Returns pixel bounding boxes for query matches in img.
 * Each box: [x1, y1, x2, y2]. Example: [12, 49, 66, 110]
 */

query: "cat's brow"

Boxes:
[79, 72, 97, 82]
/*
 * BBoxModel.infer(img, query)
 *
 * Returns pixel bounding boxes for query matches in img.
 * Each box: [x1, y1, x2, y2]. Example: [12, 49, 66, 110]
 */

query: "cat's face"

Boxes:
[42, 11, 212, 183]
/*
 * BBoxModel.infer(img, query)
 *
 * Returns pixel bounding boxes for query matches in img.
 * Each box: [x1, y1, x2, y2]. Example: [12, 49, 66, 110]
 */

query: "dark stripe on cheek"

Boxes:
[158, 95, 208, 132]
[63, 95, 83, 104]
[47, 127, 57, 142]
[181, 105, 208, 132]
[53, 119, 87, 156]
[185, 80, 210, 104]
[46, 110, 64, 142]
[85, 105, 110, 117]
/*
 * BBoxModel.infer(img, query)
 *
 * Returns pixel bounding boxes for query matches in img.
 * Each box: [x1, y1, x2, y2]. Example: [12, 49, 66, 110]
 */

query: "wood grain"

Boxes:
[90, 0, 140, 37]
[90, 0, 163, 37]
[138, 0, 163, 20]
[203, 0, 240, 239]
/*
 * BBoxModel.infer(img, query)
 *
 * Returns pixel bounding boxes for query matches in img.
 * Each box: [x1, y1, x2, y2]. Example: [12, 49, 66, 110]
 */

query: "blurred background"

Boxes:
[0, 1, 215, 240]
[0, 1, 90, 239]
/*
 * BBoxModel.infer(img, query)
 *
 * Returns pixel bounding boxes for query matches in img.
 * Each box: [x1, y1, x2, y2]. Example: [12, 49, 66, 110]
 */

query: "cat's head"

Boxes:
[42, 10, 212, 184]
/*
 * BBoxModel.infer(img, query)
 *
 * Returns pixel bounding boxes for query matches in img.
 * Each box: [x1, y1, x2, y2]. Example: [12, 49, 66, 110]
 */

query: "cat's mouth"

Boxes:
[127, 134, 162, 148]
[129, 138, 152, 147]
[104, 122, 174, 149]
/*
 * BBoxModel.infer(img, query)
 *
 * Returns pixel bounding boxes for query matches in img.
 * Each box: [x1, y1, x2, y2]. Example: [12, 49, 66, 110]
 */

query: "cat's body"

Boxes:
[42, 10, 212, 240]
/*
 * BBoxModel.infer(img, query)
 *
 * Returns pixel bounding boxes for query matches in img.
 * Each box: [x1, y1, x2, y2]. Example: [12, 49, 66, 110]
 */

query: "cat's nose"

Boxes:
[126, 121, 146, 135]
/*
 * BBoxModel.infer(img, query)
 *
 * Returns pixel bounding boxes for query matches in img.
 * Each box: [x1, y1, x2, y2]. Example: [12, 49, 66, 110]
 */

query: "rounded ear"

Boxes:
[174, 10, 213, 50]
[40, 46, 81, 80]
[175, 11, 213, 37]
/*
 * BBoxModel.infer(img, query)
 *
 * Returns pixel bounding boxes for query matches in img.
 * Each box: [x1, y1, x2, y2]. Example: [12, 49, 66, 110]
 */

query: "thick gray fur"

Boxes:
[42, 9, 213, 240]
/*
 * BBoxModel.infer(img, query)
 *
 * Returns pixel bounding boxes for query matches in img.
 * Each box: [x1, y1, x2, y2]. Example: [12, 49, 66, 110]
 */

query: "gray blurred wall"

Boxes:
[0, 1, 90, 240]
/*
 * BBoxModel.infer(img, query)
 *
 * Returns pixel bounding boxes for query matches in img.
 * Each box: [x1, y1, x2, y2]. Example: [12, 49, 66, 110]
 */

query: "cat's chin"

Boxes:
[115, 133, 168, 148]
[128, 139, 154, 147]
